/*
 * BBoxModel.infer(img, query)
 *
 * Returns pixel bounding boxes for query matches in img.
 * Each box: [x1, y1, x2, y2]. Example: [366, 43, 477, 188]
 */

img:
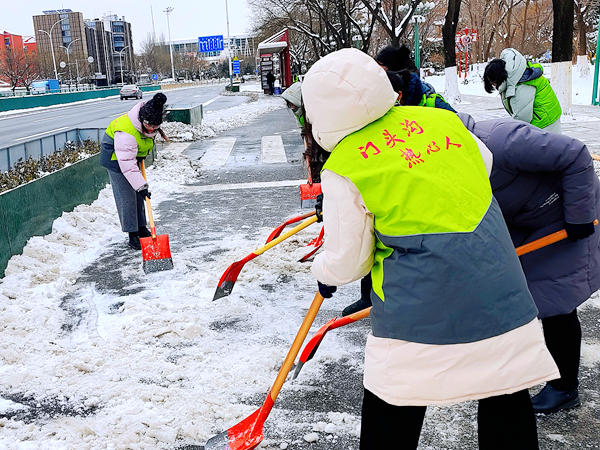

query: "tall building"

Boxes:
[33, 9, 89, 78]
[1, 29, 24, 53]
[84, 19, 113, 85]
[102, 14, 134, 84]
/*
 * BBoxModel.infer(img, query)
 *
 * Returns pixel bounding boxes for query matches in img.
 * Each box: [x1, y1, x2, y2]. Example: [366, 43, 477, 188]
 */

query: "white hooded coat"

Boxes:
[302, 48, 558, 406]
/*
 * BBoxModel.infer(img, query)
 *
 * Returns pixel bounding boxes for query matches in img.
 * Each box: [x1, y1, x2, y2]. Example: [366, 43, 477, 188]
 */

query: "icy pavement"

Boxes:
[0, 93, 599, 449]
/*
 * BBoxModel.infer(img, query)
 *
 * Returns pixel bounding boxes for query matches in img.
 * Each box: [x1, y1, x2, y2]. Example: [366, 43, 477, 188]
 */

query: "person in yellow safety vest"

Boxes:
[484, 48, 562, 134]
[99, 92, 167, 250]
[302, 48, 559, 450]
[340, 69, 456, 317]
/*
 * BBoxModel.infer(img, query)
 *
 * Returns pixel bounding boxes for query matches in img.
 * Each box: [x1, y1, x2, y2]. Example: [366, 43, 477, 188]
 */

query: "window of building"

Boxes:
[114, 35, 124, 42]
[61, 24, 70, 31]
[4, 38, 10, 47]
[113, 25, 124, 33]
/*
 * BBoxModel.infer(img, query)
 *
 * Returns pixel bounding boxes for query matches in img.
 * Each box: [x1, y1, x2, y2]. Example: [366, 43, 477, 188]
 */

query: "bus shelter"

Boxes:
[257, 29, 291, 94]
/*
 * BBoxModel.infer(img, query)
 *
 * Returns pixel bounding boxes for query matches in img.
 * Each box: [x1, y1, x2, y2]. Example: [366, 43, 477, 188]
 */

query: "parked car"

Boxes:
[120, 84, 143, 100]
[161, 78, 176, 84]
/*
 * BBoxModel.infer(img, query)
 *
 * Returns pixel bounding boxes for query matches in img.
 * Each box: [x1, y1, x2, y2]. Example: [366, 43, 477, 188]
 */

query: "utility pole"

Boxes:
[225, 0, 233, 88]
[164, 7, 176, 80]
[151, 5, 156, 43]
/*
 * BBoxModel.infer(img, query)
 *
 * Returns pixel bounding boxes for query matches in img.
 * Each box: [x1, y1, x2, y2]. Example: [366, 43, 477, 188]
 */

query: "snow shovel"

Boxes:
[139, 161, 174, 274]
[293, 306, 371, 379]
[300, 154, 322, 208]
[213, 215, 319, 300]
[292, 222, 599, 379]
[591, 154, 600, 162]
[205, 292, 326, 450]
[298, 226, 324, 262]
[266, 211, 316, 243]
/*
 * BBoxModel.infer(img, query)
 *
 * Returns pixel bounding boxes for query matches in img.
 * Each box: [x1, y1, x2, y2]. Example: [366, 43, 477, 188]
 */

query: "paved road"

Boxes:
[0, 84, 249, 147]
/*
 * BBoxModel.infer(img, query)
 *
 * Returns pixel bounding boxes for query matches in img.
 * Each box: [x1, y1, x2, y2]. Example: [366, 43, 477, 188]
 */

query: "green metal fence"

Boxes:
[0, 85, 161, 112]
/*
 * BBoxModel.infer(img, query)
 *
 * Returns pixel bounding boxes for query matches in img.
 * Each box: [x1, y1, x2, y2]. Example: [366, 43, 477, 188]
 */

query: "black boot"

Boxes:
[138, 226, 152, 238]
[128, 232, 141, 250]
[342, 297, 372, 317]
[530, 384, 580, 415]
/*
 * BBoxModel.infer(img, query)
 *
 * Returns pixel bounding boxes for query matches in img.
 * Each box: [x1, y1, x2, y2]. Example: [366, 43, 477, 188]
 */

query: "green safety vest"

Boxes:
[418, 92, 446, 108]
[106, 114, 155, 160]
[323, 106, 490, 302]
[321, 106, 537, 345]
[520, 62, 561, 128]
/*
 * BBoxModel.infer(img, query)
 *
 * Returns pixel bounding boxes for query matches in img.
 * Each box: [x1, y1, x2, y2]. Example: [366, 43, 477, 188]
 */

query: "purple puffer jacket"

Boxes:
[113, 101, 158, 191]
[460, 113, 600, 318]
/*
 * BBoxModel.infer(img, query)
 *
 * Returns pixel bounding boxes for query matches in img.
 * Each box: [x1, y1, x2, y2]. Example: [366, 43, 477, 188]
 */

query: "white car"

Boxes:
[161, 78, 176, 84]
[120, 84, 143, 100]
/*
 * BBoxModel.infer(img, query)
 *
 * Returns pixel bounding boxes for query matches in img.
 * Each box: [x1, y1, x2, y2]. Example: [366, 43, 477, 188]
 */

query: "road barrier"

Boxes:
[0, 85, 161, 112]
[0, 127, 156, 277]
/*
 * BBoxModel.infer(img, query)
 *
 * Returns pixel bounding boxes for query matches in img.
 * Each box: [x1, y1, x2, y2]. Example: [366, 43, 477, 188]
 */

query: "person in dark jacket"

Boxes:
[459, 113, 600, 415]
[99, 93, 167, 250]
[375, 45, 418, 73]
[266, 71, 275, 95]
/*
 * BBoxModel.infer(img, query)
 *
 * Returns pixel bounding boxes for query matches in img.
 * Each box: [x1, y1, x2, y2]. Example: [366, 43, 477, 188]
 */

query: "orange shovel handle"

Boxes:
[139, 161, 156, 239]
[516, 219, 598, 257]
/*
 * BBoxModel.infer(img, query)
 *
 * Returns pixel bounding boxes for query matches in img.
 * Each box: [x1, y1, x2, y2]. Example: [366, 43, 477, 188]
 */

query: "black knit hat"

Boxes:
[139, 92, 167, 126]
[387, 70, 424, 106]
[376, 45, 418, 73]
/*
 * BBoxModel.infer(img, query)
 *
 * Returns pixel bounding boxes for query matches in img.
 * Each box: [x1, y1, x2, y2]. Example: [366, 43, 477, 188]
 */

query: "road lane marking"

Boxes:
[199, 138, 236, 167]
[184, 179, 306, 193]
[13, 127, 70, 142]
[33, 114, 66, 123]
[202, 96, 220, 106]
[261, 135, 287, 163]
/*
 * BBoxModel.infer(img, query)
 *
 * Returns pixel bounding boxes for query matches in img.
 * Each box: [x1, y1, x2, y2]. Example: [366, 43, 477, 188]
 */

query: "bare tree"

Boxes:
[0, 47, 40, 92]
[361, 0, 423, 47]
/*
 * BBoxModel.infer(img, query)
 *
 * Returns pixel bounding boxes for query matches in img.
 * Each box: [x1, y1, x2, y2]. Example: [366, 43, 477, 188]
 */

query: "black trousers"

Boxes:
[360, 388, 538, 450]
[542, 309, 581, 391]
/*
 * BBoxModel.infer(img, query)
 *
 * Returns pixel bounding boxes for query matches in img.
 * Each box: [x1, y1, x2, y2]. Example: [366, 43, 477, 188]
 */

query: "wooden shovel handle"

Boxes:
[591, 153, 600, 162]
[516, 219, 598, 257]
[139, 161, 156, 236]
[270, 291, 325, 401]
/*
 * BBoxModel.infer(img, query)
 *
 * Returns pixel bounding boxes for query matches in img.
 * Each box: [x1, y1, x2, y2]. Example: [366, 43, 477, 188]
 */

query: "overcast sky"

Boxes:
[1, 0, 252, 52]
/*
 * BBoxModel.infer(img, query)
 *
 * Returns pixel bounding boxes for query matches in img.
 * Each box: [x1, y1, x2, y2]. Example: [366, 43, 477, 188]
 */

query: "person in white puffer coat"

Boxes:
[302, 48, 559, 450]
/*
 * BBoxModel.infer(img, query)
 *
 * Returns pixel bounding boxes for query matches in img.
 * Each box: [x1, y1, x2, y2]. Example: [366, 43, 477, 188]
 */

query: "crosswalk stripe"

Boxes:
[199, 138, 237, 167]
[261, 135, 287, 163]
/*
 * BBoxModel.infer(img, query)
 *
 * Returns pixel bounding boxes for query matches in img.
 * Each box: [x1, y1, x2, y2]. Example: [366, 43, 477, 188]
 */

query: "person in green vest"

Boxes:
[484, 48, 562, 134]
[99, 92, 167, 250]
[340, 69, 456, 317]
[302, 48, 558, 449]
[282, 81, 305, 129]
[387, 69, 456, 112]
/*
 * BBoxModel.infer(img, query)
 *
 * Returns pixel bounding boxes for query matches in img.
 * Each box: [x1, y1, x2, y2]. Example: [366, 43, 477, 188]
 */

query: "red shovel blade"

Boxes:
[213, 253, 258, 300]
[205, 394, 274, 450]
[140, 233, 173, 273]
[299, 227, 324, 262]
[293, 307, 372, 379]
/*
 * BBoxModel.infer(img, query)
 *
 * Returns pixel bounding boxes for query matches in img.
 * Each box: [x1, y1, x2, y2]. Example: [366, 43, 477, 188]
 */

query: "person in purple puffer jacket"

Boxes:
[99, 93, 167, 250]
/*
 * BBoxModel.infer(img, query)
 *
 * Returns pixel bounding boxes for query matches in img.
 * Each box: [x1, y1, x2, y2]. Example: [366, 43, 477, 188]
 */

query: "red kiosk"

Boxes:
[257, 29, 292, 94]
[455, 28, 478, 78]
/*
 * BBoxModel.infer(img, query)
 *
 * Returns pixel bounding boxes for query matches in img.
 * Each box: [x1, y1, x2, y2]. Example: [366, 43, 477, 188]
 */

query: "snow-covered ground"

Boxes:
[1, 85, 599, 449]
[425, 61, 599, 106]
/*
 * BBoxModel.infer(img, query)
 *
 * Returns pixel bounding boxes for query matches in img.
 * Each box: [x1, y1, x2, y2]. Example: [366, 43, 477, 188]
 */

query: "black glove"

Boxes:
[315, 193, 323, 223]
[138, 188, 151, 200]
[318, 281, 337, 298]
[564, 221, 595, 242]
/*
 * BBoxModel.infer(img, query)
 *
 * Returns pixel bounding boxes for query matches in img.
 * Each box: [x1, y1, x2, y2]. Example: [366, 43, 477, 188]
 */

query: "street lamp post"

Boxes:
[164, 7, 176, 80]
[59, 38, 80, 85]
[118, 46, 130, 85]
[38, 17, 69, 80]
[225, 0, 233, 88]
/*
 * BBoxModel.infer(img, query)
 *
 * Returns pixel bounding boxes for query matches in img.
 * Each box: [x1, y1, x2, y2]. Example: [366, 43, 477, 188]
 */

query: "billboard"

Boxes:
[198, 35, 224, 53]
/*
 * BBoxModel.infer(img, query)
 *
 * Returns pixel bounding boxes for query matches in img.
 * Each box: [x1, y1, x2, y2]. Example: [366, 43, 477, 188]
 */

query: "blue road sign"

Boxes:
[198, 35, 224, 53]
[152, 74, 158, 80]
[232, 60, 240, 75]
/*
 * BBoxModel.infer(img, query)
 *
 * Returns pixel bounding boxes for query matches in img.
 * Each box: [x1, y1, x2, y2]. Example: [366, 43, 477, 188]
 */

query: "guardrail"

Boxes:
[0, 85, 161, 112]
[0, 126, 156, 277]
[0, 128, 106, 173]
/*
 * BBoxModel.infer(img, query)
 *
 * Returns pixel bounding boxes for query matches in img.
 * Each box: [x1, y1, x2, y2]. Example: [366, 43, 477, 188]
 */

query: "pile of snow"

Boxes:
[161, 94, 285, 142]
